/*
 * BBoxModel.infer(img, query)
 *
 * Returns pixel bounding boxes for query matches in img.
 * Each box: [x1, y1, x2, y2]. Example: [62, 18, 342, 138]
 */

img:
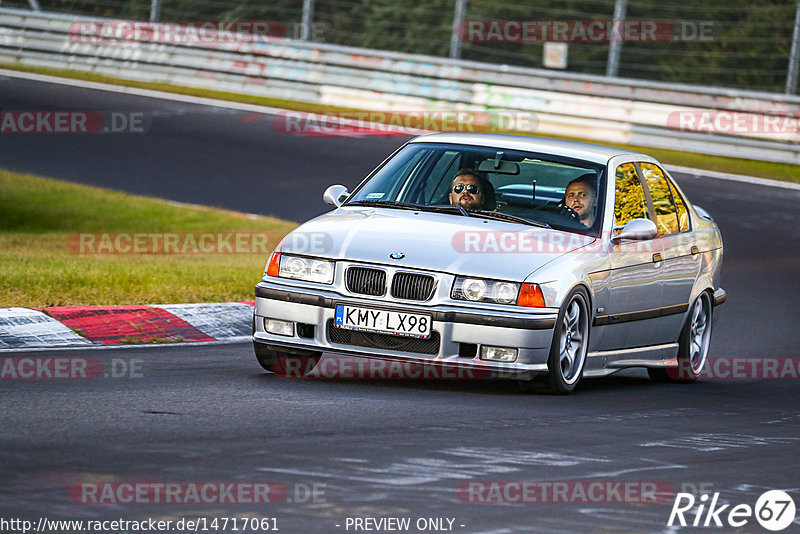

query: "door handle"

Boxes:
[652, 253, 663, 264]
[690, 246, 700, 258]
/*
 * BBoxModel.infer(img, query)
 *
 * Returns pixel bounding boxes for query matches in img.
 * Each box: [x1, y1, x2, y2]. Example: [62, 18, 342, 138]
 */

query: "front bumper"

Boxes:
[713, 288, 726, 306]
[253, 281, 559, 377]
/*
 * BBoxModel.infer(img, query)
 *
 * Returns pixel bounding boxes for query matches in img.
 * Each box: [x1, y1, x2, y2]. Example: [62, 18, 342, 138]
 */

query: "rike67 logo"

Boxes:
[668, 490, 796, 531]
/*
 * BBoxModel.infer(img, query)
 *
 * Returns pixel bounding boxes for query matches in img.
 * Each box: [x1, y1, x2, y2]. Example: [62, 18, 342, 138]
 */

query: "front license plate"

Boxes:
[334, 304, 432, 339]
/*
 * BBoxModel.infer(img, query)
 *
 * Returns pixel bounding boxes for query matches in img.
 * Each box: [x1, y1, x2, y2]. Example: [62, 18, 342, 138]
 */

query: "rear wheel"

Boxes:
[649, 292, 712, 383]
[519, 287, 590, 394]
[254, 343, 321, 377]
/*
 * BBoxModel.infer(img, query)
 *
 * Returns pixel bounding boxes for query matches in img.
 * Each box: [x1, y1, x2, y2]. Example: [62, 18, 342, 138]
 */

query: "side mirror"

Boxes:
[611, 218, 657, 244]
[323, 185, 349, 207]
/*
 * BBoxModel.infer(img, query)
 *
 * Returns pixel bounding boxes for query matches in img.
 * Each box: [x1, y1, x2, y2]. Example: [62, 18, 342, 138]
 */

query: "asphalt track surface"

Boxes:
[2, 76, 800, 533]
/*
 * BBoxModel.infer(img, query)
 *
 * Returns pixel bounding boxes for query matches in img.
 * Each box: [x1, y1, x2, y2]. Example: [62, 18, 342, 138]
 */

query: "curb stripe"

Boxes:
[0, 308, 91, 349]
[157, 303, 252, 341]
[44, 305, 214, 345]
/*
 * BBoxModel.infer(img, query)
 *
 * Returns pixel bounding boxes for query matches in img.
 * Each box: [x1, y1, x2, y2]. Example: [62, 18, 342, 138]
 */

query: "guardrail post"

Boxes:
[26, 0, 41, 11]
[449, 0, 467, 59]
[150, 0, 162, 22]
[301, 0, 315, 41]
[787, 0, 800, 94]
[606, 0, 626, 77]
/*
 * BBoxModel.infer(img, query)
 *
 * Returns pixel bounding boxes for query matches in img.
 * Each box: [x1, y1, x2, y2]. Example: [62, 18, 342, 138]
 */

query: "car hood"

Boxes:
[281, 207, 596, 281]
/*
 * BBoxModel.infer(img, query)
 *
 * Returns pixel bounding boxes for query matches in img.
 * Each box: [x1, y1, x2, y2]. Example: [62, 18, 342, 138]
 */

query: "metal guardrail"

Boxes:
[1, 7, 799, 165]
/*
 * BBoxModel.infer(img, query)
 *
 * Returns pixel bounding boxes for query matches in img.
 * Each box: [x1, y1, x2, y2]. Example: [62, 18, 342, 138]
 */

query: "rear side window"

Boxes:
[639, 163, 681, 235]
[670, 180, 691, 232]
[614, 163, 648, 226]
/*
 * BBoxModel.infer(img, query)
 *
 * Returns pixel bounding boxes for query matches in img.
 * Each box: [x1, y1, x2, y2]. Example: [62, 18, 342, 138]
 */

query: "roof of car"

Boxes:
[409, 133, 647, 165]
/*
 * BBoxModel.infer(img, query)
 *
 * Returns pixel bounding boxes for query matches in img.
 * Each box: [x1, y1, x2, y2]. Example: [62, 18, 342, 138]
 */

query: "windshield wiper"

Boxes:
[349, 201, 473, 218]
[424, 204, 470, 217]
[473, 210, 551, 228]
[346, 200, 426, 211]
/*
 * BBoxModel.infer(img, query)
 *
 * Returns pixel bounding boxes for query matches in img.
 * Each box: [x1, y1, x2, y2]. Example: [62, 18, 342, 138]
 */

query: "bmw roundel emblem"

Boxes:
[389, 252, 405, 260]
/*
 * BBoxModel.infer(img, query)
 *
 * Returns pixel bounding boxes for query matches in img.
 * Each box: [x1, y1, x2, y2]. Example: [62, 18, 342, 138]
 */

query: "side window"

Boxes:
[639, 163, 679, 235]
[669, 179, 691, 232]
[614, 163, 648, 226]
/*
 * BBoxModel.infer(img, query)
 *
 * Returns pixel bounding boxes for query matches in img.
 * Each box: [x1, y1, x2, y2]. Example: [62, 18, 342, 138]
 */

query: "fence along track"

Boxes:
[1, 8, 798, 164]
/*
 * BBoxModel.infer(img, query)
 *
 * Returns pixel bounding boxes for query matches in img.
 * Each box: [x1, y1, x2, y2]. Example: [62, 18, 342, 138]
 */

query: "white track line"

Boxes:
[0, 67, 291, 116]
[666, 165, 800, 191]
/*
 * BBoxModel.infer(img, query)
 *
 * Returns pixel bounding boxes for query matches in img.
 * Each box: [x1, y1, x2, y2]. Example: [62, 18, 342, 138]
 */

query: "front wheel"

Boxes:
[649, 292, 712, 383]
[519, 287, 590, 394]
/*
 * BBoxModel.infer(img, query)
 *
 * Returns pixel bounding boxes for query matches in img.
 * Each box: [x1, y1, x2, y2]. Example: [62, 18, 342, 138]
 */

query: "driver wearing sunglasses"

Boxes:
[449, 170, 486, 210]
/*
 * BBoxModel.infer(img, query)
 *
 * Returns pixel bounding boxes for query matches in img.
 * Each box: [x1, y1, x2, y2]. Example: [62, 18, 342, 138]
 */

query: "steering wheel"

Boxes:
[555, 202, 582, 224]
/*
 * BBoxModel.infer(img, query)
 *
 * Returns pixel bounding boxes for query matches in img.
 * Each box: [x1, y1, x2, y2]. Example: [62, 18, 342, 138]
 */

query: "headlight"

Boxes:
[452, 277, 545, 307]
[462, 278, 487, 301]
[264, 252, 334, 284]
[452, 277, 520, 305]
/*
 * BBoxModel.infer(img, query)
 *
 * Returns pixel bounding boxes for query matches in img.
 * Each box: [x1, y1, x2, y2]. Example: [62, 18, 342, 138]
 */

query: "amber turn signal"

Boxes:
[517, 283, 545, 307]
[266, 252, 281, 277]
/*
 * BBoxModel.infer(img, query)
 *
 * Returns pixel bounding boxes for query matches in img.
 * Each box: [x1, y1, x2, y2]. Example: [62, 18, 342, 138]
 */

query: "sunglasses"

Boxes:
[453, 184, 480, 194]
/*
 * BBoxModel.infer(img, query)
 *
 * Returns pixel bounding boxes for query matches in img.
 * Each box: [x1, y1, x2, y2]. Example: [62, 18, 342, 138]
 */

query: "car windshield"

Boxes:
[345, 142, 605, 235]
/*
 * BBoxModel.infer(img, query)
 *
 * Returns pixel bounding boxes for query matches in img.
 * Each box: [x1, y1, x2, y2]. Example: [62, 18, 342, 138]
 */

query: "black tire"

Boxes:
[254, 343, 321, 377]
[519, 287, 590, 394]
[648, 292, 712, 383]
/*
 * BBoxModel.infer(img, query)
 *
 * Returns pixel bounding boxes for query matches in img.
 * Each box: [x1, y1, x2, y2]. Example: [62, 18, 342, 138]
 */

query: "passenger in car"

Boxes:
[449, 169, 496, 211]
[563, 174, 598, 227]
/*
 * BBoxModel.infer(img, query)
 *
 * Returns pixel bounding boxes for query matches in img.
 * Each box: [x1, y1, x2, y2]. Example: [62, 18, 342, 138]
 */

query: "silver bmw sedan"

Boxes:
[253, 133, 725, 394]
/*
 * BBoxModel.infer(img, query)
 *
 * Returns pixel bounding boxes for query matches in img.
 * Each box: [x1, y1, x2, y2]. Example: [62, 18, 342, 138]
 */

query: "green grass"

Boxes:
[0, 168, 297, 307]
[2, 62, 799, 183]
